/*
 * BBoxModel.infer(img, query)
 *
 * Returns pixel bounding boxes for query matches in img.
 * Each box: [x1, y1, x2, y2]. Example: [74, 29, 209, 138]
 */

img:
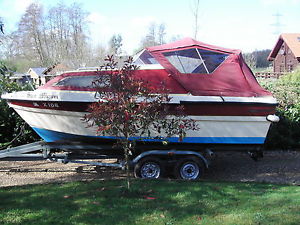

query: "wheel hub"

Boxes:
[180, 162, 200, 180]
[141, 162, 160, 179]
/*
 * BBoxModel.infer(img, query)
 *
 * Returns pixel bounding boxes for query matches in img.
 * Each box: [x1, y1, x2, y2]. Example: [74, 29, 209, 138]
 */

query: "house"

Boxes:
[9, 73, 32, 85]
[268, 33, 300, 73]
[27, 67, 47, 87]
[27, 63, 70, 88]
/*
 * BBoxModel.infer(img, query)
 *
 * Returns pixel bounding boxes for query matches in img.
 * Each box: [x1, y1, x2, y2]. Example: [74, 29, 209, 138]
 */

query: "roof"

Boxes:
[144, 38, 272, 97]
[147, 37, 241, 54]
[28, 64, 69, 77]
[29, 67, 47, 76]
[9, 73, 28, 79]
[44, 63, 70, 75]
[268, 33, 300, 61]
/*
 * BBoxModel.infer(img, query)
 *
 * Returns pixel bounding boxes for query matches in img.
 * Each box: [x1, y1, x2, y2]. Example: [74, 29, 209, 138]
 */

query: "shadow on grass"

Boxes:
[0, 179, 299, 225]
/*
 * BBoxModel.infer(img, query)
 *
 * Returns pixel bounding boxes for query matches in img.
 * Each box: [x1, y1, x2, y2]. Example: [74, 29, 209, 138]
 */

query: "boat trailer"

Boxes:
[0, 141, 263, 180]
[0, 141, 125, 167]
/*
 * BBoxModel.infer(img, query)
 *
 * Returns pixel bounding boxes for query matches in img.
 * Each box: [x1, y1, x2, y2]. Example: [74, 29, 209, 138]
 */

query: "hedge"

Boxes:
[262, 69, 300, 149]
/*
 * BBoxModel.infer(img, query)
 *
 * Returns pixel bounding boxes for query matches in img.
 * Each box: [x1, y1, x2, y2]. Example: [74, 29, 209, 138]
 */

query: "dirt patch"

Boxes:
[0, 159, 126, 187]
[203, 150, 300, 185]
[0, 151, 299, 187]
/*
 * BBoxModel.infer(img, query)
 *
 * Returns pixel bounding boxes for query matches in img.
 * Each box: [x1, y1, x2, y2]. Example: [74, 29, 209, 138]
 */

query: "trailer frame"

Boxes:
[0, 141, 263, 180]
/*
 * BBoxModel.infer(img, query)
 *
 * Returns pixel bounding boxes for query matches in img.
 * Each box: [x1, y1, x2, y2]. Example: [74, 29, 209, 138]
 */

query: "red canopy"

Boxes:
[146, 38, 272, 97]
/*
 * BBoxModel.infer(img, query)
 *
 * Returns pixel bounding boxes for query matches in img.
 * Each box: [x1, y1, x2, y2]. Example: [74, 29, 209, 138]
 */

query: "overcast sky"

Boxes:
[0, 0, 300, 54]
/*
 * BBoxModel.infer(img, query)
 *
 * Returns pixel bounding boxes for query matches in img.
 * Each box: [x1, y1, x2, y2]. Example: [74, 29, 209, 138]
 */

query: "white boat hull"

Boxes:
[11, 104, 272, 144]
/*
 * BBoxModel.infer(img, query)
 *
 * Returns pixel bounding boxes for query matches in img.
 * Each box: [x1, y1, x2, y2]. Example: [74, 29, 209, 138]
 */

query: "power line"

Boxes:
[271, 12, 284, 35]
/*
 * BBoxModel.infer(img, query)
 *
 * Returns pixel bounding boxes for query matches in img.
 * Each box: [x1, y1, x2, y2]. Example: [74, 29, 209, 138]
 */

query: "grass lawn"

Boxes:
[0, 179, 299, 225]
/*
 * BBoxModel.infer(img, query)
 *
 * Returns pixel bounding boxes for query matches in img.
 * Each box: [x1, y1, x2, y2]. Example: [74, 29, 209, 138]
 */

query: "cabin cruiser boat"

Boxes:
[1, 38, 279, 146]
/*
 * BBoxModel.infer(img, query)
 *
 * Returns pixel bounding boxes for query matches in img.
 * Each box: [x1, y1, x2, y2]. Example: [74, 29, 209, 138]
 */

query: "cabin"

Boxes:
[268, 33, 300, 73]
[27, 63, 69, 88]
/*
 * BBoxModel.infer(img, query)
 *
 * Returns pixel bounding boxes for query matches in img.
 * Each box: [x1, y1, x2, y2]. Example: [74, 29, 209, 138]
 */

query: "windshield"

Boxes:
[53, 75, 109, 88]
[133, 50, 159, 65]
[163, 48, 228, 74]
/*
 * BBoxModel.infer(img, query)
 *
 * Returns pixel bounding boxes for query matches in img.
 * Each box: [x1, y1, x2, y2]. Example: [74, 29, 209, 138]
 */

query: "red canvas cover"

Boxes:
[146, 38, 272, 97]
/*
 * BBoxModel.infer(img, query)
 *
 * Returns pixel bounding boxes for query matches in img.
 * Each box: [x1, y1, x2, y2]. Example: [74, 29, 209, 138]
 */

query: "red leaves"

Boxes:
[83, 55, 198, 143]
[124, 111, 131, 122]
[143, 196, 156, 200]
[97, 124, 112, 132]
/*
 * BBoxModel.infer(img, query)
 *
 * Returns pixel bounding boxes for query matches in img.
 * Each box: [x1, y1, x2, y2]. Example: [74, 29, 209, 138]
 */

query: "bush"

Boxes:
[263, 69, 300, 149]
[0, 62, 39, 149]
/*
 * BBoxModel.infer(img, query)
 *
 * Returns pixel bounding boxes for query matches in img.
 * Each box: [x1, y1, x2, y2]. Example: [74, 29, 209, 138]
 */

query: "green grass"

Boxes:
[0, 180, 299, 225]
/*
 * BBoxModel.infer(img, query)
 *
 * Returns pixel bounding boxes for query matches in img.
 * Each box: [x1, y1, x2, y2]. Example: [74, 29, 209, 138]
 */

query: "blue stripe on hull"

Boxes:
[32, 127, 265, 144]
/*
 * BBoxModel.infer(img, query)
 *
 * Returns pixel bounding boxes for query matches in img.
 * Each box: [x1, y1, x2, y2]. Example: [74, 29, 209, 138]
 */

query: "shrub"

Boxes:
[0, 62, 39, 149]
[263, 69, 300, 149]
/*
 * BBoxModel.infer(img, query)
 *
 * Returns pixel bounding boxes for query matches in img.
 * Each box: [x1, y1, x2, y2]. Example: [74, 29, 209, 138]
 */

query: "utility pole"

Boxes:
[191, 0, 200, 39]
[271, 12, 284, 36]
[0, 18, 4, 34]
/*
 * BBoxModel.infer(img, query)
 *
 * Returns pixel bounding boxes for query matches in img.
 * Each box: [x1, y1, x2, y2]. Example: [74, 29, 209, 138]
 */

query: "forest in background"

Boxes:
[243, 49, 272, 71]
[0, 2, 170, 73]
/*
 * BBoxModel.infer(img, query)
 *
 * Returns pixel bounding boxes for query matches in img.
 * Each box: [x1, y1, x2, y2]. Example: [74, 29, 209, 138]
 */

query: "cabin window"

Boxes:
[134, 50, 159, 65]
[163, 48, 228, 74]
[53, 75, 109, 88]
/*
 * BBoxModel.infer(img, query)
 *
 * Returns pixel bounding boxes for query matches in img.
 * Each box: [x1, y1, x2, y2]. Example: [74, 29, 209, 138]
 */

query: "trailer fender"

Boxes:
[131, 150, 209, 169]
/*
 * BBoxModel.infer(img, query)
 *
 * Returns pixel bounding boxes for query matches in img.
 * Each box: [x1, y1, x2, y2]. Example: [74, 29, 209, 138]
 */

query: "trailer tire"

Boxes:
[76, 166, 84, 173]
[174, 156, 204, 180]
[134, 157, 165, 179]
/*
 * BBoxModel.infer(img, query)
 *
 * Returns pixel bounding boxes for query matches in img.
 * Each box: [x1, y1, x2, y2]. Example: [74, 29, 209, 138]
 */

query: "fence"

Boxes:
[254, 72, 284, 79]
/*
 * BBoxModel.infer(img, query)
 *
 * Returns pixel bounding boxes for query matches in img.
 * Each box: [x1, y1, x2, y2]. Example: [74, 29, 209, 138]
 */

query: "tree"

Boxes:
[109, 34, 123, 56]
[243, 52, 256, 70]
[63, 2, 90, 67]
[84, 56, 198, 188]
[0, 62, 39, 148]
[0, 20, 38, 147]
[44, 2, 90, 67]
[14, 3, 48, 65]
[255, 49, 272, 68]
[157, 24, 166, 45]
[140, 22, 167, 48]
[5, 2, 90, 69]
[243, 49, 272, 70]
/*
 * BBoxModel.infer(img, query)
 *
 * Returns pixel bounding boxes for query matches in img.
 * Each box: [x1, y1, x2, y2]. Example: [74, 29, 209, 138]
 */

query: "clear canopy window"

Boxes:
[54, 75, 109, 88]
[134, 50, 159, 65]
[163, 48, 228, 74]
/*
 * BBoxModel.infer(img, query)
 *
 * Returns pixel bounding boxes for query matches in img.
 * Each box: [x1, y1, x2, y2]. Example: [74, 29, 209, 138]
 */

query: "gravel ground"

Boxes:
[0, 151, 299, 187]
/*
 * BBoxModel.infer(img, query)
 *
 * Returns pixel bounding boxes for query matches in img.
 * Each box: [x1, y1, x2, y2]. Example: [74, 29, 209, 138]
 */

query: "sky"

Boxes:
[0, 0, 300, 54]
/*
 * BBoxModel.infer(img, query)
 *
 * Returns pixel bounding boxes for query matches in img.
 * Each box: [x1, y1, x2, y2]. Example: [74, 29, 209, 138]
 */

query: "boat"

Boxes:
[1, 38, 279, 147]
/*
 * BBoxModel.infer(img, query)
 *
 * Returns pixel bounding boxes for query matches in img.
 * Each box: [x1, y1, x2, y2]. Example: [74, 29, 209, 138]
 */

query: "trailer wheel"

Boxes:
[134, 157, 164, 179]
[76, 166, 84, 173]
[174, 156, 204, 180]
